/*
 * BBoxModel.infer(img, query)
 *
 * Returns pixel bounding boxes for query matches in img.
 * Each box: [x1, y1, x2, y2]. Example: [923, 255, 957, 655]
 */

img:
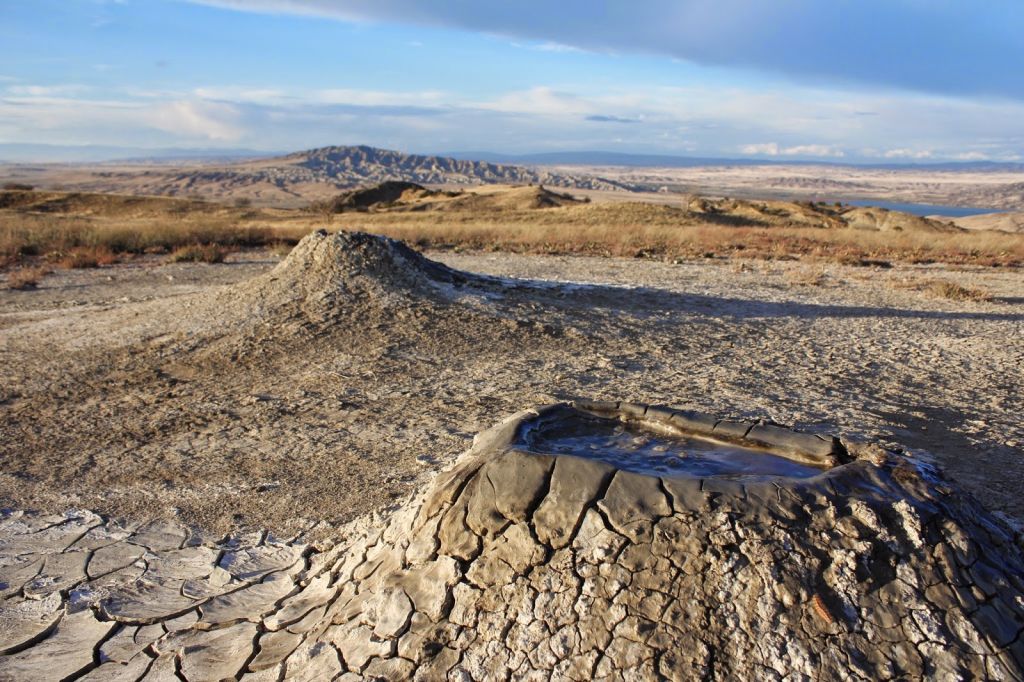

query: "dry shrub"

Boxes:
[168, 244, 228, 263]
[51, 245, 118, 269]
[269, 241, 296, 257]
[924, 280, 993, 302]
[6, 266, 50, 290]
[892, 277, 994, 302]
[784, 266, 829, 287]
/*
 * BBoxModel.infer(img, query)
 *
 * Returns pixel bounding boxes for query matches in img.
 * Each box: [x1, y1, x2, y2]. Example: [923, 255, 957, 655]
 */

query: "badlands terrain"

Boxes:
[558, 162, 1024, 213]
[2, 145, 1023, 218]
[0, 146, 629, 208]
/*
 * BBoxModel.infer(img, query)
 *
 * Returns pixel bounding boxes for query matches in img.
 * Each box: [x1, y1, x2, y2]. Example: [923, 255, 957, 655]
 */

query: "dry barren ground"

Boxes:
[562, 164, 1024, 211]
[1, 237, 1022, 540]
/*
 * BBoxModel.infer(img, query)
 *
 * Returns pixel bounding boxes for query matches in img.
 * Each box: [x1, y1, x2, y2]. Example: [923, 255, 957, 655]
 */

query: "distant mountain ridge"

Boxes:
[273, 145, 629, 190]
[4, 144, 1021, 209]
[4, 142, 1021, 172]
[0, 145, 631, 204]
[443, 150, 1024, 171]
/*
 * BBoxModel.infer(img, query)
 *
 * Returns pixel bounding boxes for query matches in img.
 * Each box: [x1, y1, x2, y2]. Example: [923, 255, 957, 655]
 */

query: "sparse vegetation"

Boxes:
[5, 266, 50, 290]
[0, 192, 297, 269]
[1, 187, 1022, 272]
[311, 200, 336, 226]
[50, 245, 118, 269]
[924, 280, 993, 302]
[168, 244, 229, 263]
[336, 208, 1024, 267]
[892, 277, 994, 302]
[269, 241, 295, 257]
[784, 265, 829, 287]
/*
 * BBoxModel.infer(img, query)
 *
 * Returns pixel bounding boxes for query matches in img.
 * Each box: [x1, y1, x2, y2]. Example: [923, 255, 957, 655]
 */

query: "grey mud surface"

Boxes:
[1, 402, 1022, 680]
[0, 243, 1022, 541]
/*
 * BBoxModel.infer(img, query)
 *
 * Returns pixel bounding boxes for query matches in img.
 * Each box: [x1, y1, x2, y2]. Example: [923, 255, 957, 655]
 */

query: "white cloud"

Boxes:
[149, 100, 244, 140]
[479, 87, 590, 117]
[881, 148, 934, 160]
[740, 143, 845, 158]
[511, 41, 586, 54]
[740, 142, 780, 156]
[3, 78, 1024, 162]
[193, 87, 288, 104]
[785, 144, 845, 158]
[312, 88, 446, 107]
[952, 151, 989, 161]
[180, 0, 1024, 100]
[7, 84, 90, 97]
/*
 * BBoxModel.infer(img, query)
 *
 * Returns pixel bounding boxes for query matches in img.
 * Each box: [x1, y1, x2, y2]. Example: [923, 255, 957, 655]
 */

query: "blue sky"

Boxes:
[1, 0, 1022, 162]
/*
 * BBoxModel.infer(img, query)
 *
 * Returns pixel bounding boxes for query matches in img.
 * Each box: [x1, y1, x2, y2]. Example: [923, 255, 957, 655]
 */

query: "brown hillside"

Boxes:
[0, 188, 218, 217]
[426, 185, 585, 211]
[840, 206, 962, 233]
[948, 211, 1024, 233]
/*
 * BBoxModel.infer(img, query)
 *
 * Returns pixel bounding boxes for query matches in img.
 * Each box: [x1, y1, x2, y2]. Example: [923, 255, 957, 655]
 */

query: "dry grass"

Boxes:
[923, 280, 993, 302]
[269, 241, 296, 257]
[784, 266, 829, 287]
[0, 211, 300, 269]
[2, 189, 1023, 271]
[49, 245, 119, 269]
[334, 209, 1024, 267]
[5, 266, 50, 290]
[167, 244, 229, 264]
[892, 277, 994, 302]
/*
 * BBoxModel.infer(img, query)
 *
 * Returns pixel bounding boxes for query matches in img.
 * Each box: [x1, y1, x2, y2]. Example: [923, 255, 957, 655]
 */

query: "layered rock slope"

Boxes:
[283, 146, 628, 190]
[685, 196, 963, 233]
[2, 402, 1023, 680]
[8, 146, 628, 203]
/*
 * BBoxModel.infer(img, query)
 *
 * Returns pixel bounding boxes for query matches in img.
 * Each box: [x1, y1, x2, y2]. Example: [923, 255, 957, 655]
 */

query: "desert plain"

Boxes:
[2, 219, 1022, 535]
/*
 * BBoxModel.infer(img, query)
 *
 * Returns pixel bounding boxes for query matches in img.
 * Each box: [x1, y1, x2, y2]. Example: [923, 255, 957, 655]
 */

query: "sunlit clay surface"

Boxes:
[519, 413, 824, 480]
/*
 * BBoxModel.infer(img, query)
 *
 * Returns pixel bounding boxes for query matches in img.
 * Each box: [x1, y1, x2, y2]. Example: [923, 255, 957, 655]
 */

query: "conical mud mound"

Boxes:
[199, 229, 488, 338]
[4, 401, 1022, 680]
[266, 229, 472, 298]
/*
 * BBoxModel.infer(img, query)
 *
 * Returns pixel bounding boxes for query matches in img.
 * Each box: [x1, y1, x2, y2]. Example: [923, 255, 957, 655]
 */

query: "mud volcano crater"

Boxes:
[516, 404, 832, 480]
[310, 400, 1024, 680]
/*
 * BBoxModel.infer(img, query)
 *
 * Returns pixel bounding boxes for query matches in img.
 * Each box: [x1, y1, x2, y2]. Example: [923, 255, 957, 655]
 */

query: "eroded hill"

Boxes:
[0, 146, 630, 206]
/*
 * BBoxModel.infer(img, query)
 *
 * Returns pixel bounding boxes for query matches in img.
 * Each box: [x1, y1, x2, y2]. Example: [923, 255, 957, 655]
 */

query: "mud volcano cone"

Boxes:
[265, 229, 470, 301]
[317, 401, 1024, 680]
[223, 229, 484, 333]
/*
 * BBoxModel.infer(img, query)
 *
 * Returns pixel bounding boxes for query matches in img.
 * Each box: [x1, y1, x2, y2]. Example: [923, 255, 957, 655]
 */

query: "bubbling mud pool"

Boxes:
[518, 411, 825, 480]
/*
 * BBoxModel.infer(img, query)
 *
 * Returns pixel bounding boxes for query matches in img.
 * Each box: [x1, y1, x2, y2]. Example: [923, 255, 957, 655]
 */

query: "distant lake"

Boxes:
[843, 200, 1002, 218]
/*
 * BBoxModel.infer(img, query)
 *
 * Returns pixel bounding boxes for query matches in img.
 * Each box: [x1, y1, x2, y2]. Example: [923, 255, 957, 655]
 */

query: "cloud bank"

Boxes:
[4, 81, 1023, 162]
[187, 0, 1024, 99]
